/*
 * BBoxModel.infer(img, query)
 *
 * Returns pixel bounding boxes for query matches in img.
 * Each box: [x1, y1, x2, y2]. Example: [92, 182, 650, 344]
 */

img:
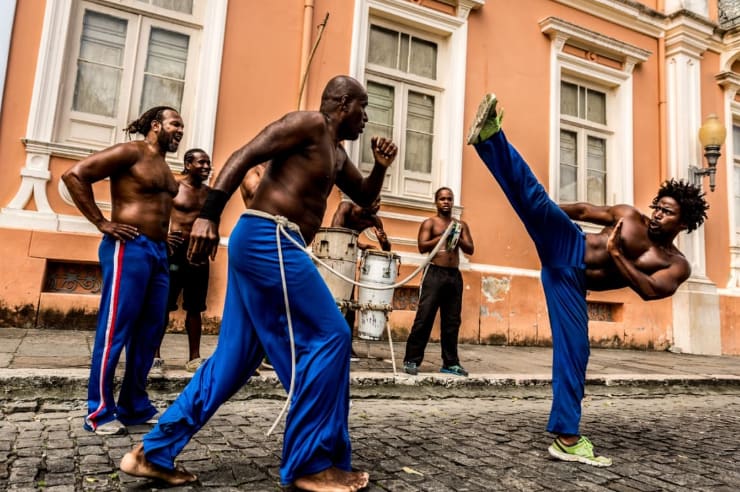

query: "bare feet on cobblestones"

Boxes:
[120, 443, 197, 485]
[293, 466, 369, 491]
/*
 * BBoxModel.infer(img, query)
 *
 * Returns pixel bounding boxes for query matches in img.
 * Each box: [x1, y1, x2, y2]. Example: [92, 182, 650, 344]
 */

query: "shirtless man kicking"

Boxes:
[467, 93, 709, 466]
[120, 75, 397, 491]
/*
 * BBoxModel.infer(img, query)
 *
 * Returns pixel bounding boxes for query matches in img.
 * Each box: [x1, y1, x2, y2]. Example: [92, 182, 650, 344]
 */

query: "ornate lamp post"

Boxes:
[690, 114, 727, 192]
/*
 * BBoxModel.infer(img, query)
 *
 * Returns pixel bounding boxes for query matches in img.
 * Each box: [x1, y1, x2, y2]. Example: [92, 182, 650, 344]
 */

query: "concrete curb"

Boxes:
[2, 369, 740, 400]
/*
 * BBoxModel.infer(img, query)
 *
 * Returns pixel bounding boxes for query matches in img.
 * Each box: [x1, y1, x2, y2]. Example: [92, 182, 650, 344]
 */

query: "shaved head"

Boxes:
[320, 76, 366, 113]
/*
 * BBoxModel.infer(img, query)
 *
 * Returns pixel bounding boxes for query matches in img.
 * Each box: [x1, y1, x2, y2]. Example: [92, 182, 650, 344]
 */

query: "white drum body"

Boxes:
[357, 250, 399, 340]
[311, 227, 358, 311]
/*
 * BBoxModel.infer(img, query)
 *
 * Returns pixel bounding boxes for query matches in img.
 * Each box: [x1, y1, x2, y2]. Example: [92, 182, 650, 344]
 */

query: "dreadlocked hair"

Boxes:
[182, 148, 206, 175]
[653, 178, 709, 233]
[124, 106, 177, 137]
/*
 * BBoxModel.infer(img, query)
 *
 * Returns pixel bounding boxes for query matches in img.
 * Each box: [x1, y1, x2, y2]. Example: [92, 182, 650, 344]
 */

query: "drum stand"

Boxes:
[349, 304, 398, 377]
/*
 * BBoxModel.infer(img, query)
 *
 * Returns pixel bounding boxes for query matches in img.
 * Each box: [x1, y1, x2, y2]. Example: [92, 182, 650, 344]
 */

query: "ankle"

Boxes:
[557, 434, 580, 446]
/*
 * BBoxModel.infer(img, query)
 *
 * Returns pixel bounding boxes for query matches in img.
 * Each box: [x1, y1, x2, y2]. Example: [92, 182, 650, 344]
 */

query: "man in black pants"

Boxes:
[402, 187, 474, 376]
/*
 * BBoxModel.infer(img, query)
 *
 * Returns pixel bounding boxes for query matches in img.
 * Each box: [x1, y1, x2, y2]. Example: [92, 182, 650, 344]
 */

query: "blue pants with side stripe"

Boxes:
[86, 235, 168, 429]
[142, 214, 352, 485]
[474, 131, 589, 436]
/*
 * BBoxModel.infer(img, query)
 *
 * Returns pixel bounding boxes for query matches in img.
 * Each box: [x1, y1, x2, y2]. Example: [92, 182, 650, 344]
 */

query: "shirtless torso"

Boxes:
[418, 188, 474, 268]
[561, 200, 691, 300]
[63, 109, 183, 241]
[168, 150, 211, 253]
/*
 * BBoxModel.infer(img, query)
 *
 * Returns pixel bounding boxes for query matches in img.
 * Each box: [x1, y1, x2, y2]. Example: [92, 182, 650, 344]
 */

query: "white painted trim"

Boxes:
[348, 0, 470, 210]
[0, 0, 228, 233]
[189, 0, 227, 155]
[542, 18, 643, 207]
[0, 0, 17, 118]
[552, 0, 665, 37]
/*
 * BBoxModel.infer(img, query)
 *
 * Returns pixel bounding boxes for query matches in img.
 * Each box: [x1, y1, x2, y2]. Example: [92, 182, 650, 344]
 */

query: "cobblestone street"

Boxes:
[1, 389, 739, 491]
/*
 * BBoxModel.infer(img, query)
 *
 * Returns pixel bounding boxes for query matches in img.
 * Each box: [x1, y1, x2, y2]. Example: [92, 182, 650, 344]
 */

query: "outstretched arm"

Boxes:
[607, 219, 691, 300]
[560, 203, 635, 226]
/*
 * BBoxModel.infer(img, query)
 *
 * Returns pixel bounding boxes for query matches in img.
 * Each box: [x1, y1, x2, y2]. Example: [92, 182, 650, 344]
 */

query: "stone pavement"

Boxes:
[1, 327, 740, 490]
[1, 393, 739, 490]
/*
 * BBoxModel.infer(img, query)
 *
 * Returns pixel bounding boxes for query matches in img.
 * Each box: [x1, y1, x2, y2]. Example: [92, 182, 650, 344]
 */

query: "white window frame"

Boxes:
[349, 0, 476, 213]
[0, 0, 227, 233]
[55, 1, 199, 150]
[541, 17, 650, 231]
[361, 27, 445, 199]
[558, 78, 614, 205]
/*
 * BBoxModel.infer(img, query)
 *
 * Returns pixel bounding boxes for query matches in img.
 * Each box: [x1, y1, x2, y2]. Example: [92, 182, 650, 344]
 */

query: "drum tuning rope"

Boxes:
[257, 210, 456, 437]
[305, 221, 456, 292]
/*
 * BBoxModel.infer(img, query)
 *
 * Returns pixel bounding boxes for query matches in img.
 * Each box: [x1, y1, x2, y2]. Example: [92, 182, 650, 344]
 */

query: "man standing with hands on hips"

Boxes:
[62, 106, 182, 436]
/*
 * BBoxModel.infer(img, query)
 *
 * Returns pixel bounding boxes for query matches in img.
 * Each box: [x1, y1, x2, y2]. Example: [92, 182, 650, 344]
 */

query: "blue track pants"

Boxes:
[474, 131, 589, 436]
[86, 235, 168, 429]
[142, 214, 352, 485]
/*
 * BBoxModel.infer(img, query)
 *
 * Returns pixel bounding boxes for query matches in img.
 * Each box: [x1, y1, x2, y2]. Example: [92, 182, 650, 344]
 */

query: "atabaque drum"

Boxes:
[357, 250, 399, 340]
[311, 227, 359, 312]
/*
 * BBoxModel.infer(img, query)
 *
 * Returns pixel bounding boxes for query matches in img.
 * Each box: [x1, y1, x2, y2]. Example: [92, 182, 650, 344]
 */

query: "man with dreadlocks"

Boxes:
[466, 94, 708, 467]
[62, 106, 183, 436]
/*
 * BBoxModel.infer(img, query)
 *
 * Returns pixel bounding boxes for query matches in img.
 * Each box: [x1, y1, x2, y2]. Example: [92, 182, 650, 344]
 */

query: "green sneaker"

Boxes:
[548, 436, 612, 467]
[466, 93, 504, 145]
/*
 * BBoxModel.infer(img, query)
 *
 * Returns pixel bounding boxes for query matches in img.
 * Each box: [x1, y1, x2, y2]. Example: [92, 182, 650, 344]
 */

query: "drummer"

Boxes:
[330, 197, 391, 360]
[402, 187, 474, 377]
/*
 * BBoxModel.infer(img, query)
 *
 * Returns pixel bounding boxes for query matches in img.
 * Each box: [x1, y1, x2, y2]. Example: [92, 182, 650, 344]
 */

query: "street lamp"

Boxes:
[690, 113, 727, 192]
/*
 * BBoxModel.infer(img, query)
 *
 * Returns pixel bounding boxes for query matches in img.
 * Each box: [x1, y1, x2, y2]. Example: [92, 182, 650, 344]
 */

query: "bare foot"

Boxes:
[293, 466, 369, 491]
[120, 443, 197, 485]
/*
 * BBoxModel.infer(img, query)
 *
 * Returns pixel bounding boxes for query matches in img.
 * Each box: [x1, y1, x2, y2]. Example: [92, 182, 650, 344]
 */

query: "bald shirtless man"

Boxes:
[120, 76, 397, 491]
[402, 187, 474, 377]
[467, 93, 709, 466]
[154, 148, 212, 373]
[62, 106, 182, 436]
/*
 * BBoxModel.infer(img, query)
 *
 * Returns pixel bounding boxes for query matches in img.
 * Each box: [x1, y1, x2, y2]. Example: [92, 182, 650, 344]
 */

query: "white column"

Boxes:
[664, 0, 709, 17]
[664, 18, 721, 355]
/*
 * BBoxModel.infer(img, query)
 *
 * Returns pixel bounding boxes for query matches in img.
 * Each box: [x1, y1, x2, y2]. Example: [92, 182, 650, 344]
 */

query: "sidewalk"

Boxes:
[1, 327, 739, 399]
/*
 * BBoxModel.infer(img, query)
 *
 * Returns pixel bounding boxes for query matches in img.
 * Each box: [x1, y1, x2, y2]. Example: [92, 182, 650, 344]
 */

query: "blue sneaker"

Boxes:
[440, 364, 469, 377]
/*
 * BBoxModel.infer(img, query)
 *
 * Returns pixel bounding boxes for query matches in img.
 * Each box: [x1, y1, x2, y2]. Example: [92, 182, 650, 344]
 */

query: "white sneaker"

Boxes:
[150, 358, 165, 377]
[85, 419, 126, 436]
[146, 412, 161, 425]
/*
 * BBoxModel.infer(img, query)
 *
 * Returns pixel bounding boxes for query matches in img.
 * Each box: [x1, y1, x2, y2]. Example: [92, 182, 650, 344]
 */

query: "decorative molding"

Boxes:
[540, 17, 652, 67]
[348, 0, 471, 208]
[552, 0, 666, 38]
[0, 0, 228, 233]
[455, 0, 484, 19]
